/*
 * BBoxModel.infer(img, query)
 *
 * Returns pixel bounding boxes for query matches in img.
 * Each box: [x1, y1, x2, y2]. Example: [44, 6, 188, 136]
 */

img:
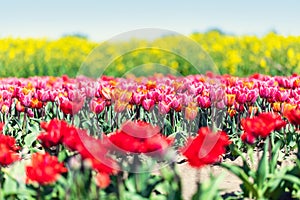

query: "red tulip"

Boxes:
[0, 123, 4, 133]
[284, 108, 300, 126]
[109, 121, 173, 156]
[240, 131, 256, 144]
[241, 112, 286, 144]
[259, 112, 287, 131]
[0, 144, 20, 166]
[59, 97, 84, 115]
[26, 152, 67, 185]
[180, 127, 231, 168]
[63, 128, 118, 174]
[0, 129, 20, 166]
[38, 119, 69, 148]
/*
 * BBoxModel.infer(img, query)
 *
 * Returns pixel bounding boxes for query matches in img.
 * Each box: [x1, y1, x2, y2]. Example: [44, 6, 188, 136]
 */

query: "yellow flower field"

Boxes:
[1, 31, 300, 77]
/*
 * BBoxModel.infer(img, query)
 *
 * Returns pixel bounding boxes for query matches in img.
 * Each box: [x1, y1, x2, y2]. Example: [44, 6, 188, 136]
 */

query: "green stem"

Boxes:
[268, 134, 273, 163]
[0, 167, 2, 199]
[133, 155, 141, 192]
[37, 185, 41, 200]
[117, 172, 124, 200]
[22, 108, 28, 132]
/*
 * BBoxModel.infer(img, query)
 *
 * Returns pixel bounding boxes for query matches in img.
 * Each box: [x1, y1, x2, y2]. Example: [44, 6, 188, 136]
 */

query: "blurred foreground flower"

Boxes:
[0, 124, 20, 167]
[109, 120, 173, 156]
[180, 127, 231, 168]
[26, 152, 67, 185]
[284, 108, 300, 126]
[38, 119, 69, 148]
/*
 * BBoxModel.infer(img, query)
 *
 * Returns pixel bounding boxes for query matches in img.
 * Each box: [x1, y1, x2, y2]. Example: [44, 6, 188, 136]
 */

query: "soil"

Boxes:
[177, 152, 297, 200]
[177, 158, 242, 200]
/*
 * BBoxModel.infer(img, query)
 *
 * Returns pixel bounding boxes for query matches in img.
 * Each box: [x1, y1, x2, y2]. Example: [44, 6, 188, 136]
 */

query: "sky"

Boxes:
[0, 0, 299, 41]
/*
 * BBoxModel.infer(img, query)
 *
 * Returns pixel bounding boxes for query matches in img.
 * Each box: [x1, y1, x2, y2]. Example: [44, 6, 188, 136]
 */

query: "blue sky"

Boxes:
[0, 0, 299, 41]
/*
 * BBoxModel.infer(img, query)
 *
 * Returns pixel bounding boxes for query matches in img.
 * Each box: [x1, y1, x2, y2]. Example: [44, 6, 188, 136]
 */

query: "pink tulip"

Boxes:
[90, 98, 106, 114]
[142, 98, 155, 111]
[132, 92, 145, 105]
[158, 101, 171, 114]
[197, 96, 211, 108]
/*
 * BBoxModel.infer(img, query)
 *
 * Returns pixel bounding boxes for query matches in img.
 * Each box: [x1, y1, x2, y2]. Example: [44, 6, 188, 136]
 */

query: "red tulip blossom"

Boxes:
[37, 119, 69, 148]
[241, 112, 286, 144]
[38, 119, 117, 174]
[109, 121, 173, 156]
[284, 108, 300, 126]
[63, 128, 118, 174]
[26, 152, 67, 185]
[0, 144, 20, 167]
[0, 125, 21, 167]
[180, 127, 231, 168]
[59, 97, 84, 115]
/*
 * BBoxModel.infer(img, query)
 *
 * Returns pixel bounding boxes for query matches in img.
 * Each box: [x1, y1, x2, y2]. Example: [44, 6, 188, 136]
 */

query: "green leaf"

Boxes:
[124, 192, 148, 200]
[256, 138, 269, 191]
[73, 114, 80, 127]
[265, 168, 289, 196]
[270, 141, 281, 174]
[154, 181, 169, 195]
[3, 174, 18, 195]
[163, 119, 173, 136]
[142, 175, 163, 197]
[192, 174, 224, 200]
[24, 131, 38, 147]
[221, 163, 257, 197]
[150, 194, 167, 200]
[232, 146, 252, 175]
[160, 167, 174, 182]
[282, 174, 300, 185]
[125, 175, 136, 193]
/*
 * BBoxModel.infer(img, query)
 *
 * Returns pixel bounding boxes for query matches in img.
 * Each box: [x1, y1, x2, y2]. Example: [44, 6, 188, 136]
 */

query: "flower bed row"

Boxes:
[0, 73, 300, 199]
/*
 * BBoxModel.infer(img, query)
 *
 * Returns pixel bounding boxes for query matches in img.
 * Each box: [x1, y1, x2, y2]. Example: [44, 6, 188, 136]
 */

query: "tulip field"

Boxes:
[0, 72, 300, 199]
